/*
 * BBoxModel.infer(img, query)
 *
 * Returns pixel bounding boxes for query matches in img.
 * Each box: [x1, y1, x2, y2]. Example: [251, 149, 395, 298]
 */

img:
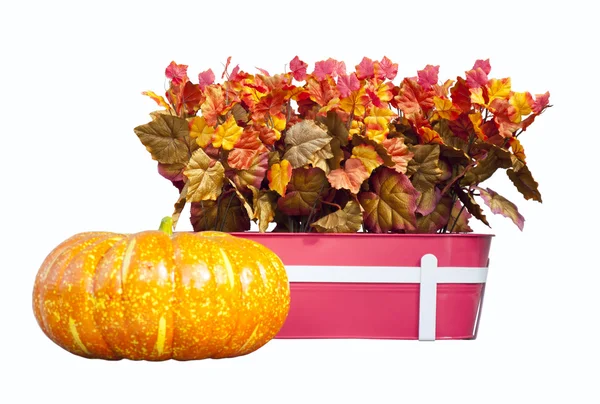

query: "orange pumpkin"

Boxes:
[32, 226, 290, 361]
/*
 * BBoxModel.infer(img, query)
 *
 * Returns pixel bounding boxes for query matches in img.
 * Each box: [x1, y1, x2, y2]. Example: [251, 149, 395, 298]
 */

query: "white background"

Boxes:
[1, 0, 598, 402]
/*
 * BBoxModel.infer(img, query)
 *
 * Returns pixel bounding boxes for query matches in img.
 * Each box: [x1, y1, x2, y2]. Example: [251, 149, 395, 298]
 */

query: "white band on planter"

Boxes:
[284, 254, 488, 342]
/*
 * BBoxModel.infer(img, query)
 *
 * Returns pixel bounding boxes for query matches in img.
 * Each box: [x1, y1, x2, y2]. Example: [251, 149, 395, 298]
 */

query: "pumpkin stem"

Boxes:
[159, 216, 173, 236]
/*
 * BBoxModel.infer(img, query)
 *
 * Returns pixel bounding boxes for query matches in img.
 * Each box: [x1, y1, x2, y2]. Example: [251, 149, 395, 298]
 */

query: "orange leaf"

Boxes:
[267, 160, 293, 196]
[509, 137, 526, 162]
[418, 127, 444, 144]
[142, 91, 171, 110]
[326, 158, 370, 194]
[382, 137, 414, 174]
[307, 77, 339, 107]
[201, 85, 227, 126]
[468, 112, 486, 140]
[227, 129, 268, 170]
[212, 115, 243, 150]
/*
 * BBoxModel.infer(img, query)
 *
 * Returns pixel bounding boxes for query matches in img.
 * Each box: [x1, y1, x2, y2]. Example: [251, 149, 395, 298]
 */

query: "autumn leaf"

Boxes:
[455, 187, 490, 227]
[476, 187, 525, 231]
[450, 77, 472, 113]
[507, 165, 542, 202]
[474, 59, 491, 75]
[189, 116, 215, 148]
[311, 200, 362, 233]
[190, 191, 250, 232]
[183, 148, 225, 202]
[165, 61, 188, 85]
[366, 81, 394, 108]
[377, 56, 398, 80]
[340, 90, 370, 118]
[461, 144, 512, 185]
[158, 162, 186, 183]
[415, 196, 452, 233]
[283, 120, 332, 168]
[470, 87, 487, 106]
[395, 78, 434, 116]
[532, 91, 551, 114]
[382, 137, 414, 174]
[268, 160, 293, 196]
[417, 64, 439, 89]
[418, 127, 444, 145]
[290, 56, 308, 81]
[448, 200, 473, 233]
[134, 114, 191, 165]
[417, 187, 441, 216]
[314, 58, 346, 80]
[171, 182, 189, 229]
[327, 158, 370, 194]
[509, 92, 534, 123]
[465, 67, 488, 88]
[364, 106, 395, 143]
[142, 91, 171, 110]
[198, 69, 215, 90]
[355, 57, 375, 80]
[201, 85, 227, 126]
[233, 152, 269, 190]
[407, 144, 443, 193]
[351, 144, 384, 174]
[249, 186, 277, 233]
[433, 96, 461, 120]
[227, 178, 254, 220]
[316, 111, 350, 146]
[306, 76, 339, 106]
[358, 167, 419, 233]
[213, 115, 243, 150]
[509, 137, 526, 162]
[487, 78, 511, 103]
[227, 129, 267, 170]
[278, 167, 329, 216]
[337, 73, 360, 98]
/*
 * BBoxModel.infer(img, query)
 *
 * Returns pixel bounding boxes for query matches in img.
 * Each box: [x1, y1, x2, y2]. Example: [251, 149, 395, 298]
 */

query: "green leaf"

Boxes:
[477, 187, 525, 230]
[134, 114, 191, 164]
[184, 148, 225, 202]
[311, 200, 362, 233]
[507, 164, 542, 202]
[277, 167, 329, 216]
[358, 167, 419, 233]
[283, 120, 332, 168]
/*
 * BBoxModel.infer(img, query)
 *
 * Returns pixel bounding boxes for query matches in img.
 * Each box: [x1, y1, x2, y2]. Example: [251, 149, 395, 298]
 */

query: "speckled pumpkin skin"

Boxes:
[32, 231, 290, 361]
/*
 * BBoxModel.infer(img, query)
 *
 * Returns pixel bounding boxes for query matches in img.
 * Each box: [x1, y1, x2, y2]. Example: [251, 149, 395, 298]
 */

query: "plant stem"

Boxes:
[320, 200, 342, 211]
[448, 204, 466, 233]
[159, 216, 173, 236]
[218, 191, 236, 231]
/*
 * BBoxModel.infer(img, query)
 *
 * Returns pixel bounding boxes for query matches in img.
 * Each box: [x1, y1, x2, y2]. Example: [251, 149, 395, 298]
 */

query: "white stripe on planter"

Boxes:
[285, 263, 488, 283]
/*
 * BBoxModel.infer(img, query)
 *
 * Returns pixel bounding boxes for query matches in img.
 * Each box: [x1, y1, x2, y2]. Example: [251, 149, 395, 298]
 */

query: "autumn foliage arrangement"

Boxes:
[134, 56, 550, 234]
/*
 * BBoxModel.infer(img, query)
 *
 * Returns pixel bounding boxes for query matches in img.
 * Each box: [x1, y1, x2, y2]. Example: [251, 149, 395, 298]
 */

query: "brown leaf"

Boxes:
[415, 196, 452, 233]
[448, 200, 473, 233]
[407, 144, 443, 193]
[358, 167, 420, 232]
[184, 148, 225, 202]
[190, 192, 251, 232]
[277, 167, 329, 216]
[507, 165, 542, 202]
[316, 111, 350, 146]
[461, 144, 512, 186]
[283, 120, 332, 168]
[311, 200, 362, 233]
[455, 187, 490, 227]
[227, 178, 254, 220]
[172, 182, 189, 229]
[134, 114, 191, 164]
[233, 152, 269, 190]
[250, 186, 277, 233]
[477, 187, 525, 230]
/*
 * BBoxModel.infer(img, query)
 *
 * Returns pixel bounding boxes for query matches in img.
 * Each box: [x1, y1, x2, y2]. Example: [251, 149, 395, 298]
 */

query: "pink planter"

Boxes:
[233, 233, 493, 341]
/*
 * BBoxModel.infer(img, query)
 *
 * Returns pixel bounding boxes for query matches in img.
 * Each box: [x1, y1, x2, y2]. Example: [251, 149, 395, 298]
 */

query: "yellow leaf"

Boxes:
[184, 149, 225, 202]
[470, 87, 486, 106]
[351, 144, 384, 174]
[268, 159, 293, 196]
[271, 112, 287, 131]
[433, 96, 460, 120]
[364, 106, 395, 143]
[468, 112, 486, 140]
[213, 115, 243, 150]
[509, 92, 533, 123]
[487, 78, 511, 103]
[189, 116, 215, 148]
[142, 91, 171, 110]
[340, 89, 369, 117]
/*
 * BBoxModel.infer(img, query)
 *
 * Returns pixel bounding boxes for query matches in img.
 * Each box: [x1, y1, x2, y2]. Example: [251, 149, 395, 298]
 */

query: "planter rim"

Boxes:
[231, 232, 494, 238]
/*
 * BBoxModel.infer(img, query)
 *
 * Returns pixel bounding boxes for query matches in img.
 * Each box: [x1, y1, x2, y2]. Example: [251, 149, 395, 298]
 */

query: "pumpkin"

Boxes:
[32, 222, 290, 361]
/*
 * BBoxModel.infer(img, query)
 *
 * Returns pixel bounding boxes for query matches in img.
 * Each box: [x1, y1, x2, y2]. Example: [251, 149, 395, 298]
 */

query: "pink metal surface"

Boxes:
[233, 233, 493, 340]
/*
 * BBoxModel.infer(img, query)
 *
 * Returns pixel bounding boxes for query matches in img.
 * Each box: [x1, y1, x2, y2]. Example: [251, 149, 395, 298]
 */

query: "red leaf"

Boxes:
[290, 56, 308, 81]
[473, 59, 491, 75]
[465, 67, 488, 88]
[313, 58, 345, 80]
[395, 78, 434, 116]
[165, 61, 188, 85]
[532, 91, 550, 114]
[448, 113, 475, 140]
[198, 69, 215, 90]
[181, 81, 204, 115]
[450, 77, 472, 113]
[337, 73, 360, 98]
[355, 57, 375, 80]
[417, 65, 440, 89]
[256, 67, 270, 76]
[378, 56, 398, 80]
